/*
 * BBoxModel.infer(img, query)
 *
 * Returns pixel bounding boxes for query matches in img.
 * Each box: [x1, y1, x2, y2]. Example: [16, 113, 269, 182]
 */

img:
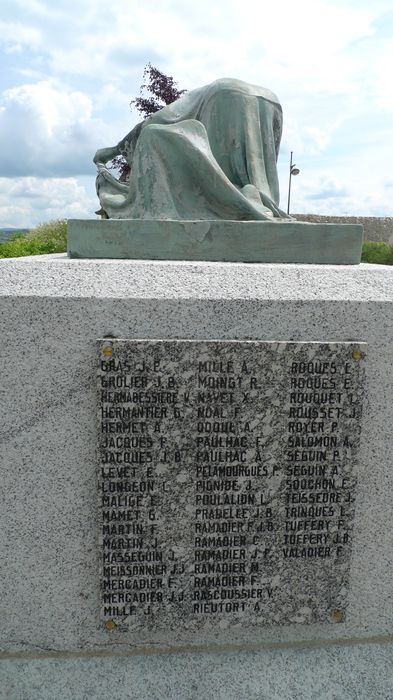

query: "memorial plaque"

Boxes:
[97, 340, 366, 632]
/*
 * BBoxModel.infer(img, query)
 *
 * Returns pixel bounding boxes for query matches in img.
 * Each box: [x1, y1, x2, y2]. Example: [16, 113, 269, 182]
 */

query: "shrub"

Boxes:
[0, 220, 67, 258]
[26, 219, 67, 250]
[361, 241, 393, 265]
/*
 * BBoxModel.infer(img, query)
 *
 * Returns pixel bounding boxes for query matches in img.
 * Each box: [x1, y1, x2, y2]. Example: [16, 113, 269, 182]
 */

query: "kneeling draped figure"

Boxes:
[94, 78, 290, 221]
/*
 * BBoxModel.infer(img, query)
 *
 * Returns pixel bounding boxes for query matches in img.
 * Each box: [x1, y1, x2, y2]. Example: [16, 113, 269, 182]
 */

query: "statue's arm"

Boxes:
[93, 145, 121, 169]
[116, 122, 144, 160]
[93, 121, 145, 173]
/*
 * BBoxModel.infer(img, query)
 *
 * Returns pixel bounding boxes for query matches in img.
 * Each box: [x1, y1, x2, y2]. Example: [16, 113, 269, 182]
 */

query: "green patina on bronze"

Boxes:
[93, 78, 288, 222]
[67, 219, 363, 264]
[68, 78, 363, 263]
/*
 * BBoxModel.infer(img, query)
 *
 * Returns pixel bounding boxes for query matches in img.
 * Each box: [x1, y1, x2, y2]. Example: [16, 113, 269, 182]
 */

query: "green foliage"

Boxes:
[111, 64, 186, 179]
[361, 241, 393, 265]
[0, 219, 67, 257]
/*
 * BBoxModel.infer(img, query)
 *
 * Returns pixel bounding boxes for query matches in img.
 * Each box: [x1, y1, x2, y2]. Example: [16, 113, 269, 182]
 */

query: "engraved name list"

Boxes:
[97, 340, 365, 631]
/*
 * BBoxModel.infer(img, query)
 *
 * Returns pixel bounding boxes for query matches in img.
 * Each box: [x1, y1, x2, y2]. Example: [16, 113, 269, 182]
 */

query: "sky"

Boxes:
[1, 0, 393, 227]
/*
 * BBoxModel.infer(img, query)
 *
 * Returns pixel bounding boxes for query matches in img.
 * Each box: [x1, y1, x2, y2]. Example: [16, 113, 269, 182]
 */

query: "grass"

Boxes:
[0, 220, 393, 263]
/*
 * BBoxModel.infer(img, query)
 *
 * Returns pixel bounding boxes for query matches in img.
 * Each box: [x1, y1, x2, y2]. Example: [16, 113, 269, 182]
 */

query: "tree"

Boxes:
[111, 64, 186, 179]
[132, 63, 186, 118]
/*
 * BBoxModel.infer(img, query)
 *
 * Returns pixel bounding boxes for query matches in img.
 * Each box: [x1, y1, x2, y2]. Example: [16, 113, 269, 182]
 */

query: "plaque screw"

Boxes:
[104, 619, 117, 631]
[351, 350, 362, 361]
[332, 610, 345, 623]
[102, 345, 113, 357]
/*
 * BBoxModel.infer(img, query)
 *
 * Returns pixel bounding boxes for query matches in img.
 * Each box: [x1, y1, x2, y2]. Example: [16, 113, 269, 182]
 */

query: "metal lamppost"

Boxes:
[287, 151, 300, 215]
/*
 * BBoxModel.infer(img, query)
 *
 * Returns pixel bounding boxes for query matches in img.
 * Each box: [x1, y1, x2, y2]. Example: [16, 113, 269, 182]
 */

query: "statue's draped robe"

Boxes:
[96, 78, 289, 220]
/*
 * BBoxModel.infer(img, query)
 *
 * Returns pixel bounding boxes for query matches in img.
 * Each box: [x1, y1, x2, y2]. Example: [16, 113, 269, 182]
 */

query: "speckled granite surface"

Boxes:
[0, 257, 392, 665]
[2, 642, 393, 700]
[1, 255, 392, 300]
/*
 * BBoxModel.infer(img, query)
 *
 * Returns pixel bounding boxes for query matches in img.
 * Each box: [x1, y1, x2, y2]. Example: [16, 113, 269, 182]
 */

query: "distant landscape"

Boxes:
[0, 228, 30, 242]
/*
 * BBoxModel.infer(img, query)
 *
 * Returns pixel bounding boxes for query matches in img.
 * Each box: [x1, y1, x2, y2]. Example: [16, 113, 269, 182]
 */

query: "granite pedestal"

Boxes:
[1, 255, 393, 699]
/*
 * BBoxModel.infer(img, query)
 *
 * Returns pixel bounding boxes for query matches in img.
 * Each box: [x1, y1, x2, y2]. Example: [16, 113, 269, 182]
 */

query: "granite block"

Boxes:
[2, 643, 393, 700]
[0, 256, 392, 659]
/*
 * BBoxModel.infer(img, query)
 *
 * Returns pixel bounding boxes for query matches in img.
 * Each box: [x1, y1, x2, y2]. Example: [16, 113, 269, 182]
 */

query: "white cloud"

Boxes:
[0, 0, 377, 93]
[1, 0, 393, 221]
[281, 114, 345, 159]
[10, 0, 48, 13]
[0, 80, 110, 176]
[287, 170, 393, 216]
[0, 176, 96, 227]
[0, 21, 42, 50]
[373, 39, 393, 112]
